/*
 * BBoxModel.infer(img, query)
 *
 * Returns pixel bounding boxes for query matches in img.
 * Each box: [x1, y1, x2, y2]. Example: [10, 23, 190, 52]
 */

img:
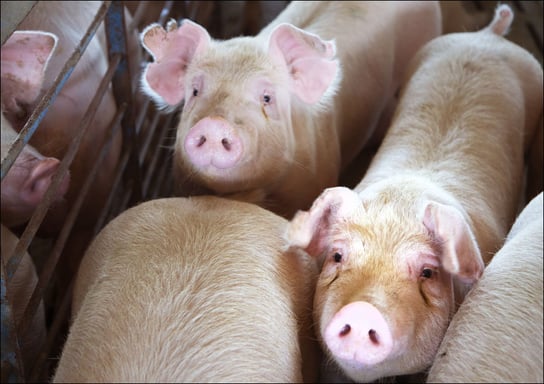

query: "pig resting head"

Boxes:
[140, 19, 339, 196]
[285, 186, 484, 382]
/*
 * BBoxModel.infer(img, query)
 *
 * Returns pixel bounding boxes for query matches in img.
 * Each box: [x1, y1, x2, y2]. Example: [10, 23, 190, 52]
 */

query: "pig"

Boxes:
[52, 196, 320, 383]
[284, 4, 543, 382]
[1, 1, 119, 233]
[1, 1, 141, 302]
[2, 110, 59, 380]
[2, 112, 70, 228]
[1, 224, 47, 380]
[427, 192, 543, 383]
[139, 1, 442, 218]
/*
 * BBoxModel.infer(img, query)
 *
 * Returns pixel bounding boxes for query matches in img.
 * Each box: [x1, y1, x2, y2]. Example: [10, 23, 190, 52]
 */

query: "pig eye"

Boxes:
[192, 88, 199, 97]
[263, 94, 271, 104]
[333, 252, 342, 263]
[421, 268, 433, 279]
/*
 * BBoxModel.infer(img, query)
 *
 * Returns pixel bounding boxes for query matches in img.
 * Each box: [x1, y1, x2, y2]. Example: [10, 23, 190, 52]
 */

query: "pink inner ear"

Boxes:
[423, 202, 484, 283]
[1, 31, 57, 109]
[141, 20, 210, 107]
[268, 24, 338, 104]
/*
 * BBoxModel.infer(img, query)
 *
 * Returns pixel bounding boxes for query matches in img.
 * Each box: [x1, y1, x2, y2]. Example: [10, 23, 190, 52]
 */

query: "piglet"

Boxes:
[53, 196, 319, 382]
[427, 192, 543, 383]
[285, 4, 543, 382]
[139, 1, 441, 217]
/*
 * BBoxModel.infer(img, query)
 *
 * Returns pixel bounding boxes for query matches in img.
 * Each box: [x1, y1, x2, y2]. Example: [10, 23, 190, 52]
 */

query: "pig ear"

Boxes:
[140, 19, 210, 108]
[21, 157, 63, 205]
[0, 31, 58, 113]
[422, 201, 484, 283]
[268, 23, 338, 105]
[286, 187, 361, 259]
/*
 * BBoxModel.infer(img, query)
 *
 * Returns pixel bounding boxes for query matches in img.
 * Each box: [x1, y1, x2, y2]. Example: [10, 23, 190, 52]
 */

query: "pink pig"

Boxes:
[285, 4, 542, 382]
[0, 1, 139, 234]
[2, 110, 69, 228]
[139, 1, 441, 217]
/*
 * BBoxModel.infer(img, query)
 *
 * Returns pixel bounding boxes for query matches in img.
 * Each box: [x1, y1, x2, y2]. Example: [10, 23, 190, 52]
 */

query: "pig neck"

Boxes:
[271, 101, 341, 219]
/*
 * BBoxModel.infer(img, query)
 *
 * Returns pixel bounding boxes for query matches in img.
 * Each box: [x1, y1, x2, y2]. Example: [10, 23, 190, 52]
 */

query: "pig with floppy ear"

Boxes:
[284, 185, 485, 382]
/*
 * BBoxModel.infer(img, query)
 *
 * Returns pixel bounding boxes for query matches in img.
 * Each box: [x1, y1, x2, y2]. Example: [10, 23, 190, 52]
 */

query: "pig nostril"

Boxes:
[197, 136, 206, 147]
[368, 329, 379, 345]
[339, 324, 351, 337]
[221, 138, 231, 151]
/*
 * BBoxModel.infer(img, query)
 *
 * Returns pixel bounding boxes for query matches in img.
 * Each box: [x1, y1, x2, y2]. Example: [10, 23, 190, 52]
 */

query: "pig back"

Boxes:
[258, 1, 442, 167]
[55, 196, 318, 382]
[427, 192, 543, 382]
[358, 27, 542, 263]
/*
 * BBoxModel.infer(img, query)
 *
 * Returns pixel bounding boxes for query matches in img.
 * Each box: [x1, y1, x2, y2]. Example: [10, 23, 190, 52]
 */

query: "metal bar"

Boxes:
[106, 1, 143, 206]
[139, 107, 162, 164]
[0, 1, 37, 45]
[93, 146, 131, 235]
[92, 105, 139, 236]
[142, 116, 173, 196]
[28, 271, 75, 382]
[0, 1, 112, 181]
[1, 261, 24, 383]
[5, 51, 121, 286]
[150, 150, 173, 199]
[16, 67, 124, 339]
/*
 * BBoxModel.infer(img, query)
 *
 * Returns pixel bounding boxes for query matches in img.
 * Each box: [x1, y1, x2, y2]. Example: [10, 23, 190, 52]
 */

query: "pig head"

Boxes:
[140, 18, 341, 216]
[285, 184, 484, 382]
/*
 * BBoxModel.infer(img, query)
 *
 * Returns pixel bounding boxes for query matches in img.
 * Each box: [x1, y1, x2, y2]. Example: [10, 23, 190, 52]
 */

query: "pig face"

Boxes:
[140, 19, 338, 196]
[286, 185, 484, 382]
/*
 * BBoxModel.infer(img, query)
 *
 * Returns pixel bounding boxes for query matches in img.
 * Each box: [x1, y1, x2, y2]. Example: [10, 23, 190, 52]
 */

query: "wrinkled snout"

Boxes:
[324, 301, 393, 366]
[184, 117, 243, 170]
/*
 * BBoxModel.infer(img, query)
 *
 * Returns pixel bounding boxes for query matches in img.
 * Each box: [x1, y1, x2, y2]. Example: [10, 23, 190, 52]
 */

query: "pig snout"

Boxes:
[184, 117, 243, 170]
[324, 301, 393, 366]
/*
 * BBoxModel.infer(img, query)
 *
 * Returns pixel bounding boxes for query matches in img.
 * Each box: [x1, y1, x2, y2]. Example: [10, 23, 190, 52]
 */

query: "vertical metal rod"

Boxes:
[16, 56, 123, 340]
[1, 261, 24, 383]
[106, 1, 142, 206]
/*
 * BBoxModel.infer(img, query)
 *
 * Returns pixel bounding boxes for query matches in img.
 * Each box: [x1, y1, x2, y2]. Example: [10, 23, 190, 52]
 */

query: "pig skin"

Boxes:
[427, 192, 543, 383]
[285, 4, 543, 382]
[139, 1, 442, 218]
[53, 196, 319, 383]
